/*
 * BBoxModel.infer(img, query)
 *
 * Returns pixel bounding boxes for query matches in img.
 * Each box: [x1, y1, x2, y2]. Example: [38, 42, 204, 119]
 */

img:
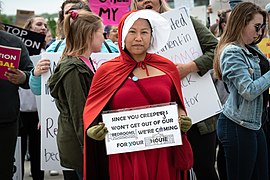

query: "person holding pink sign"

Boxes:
[83, 9, 193, 180]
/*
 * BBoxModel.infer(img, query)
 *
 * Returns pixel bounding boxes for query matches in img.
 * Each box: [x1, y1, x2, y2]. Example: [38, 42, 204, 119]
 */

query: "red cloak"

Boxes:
[83, 10, 188, 180]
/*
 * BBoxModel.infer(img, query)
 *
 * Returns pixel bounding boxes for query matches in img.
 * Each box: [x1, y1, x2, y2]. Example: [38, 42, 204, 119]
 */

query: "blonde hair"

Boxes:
[62, 10, 102, 57]
[130, 0, 171, 13]
[213, 2, 267, 80]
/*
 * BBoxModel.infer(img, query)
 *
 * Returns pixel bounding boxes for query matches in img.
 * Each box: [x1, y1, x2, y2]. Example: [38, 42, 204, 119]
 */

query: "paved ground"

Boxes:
[23, 160, 64, 180]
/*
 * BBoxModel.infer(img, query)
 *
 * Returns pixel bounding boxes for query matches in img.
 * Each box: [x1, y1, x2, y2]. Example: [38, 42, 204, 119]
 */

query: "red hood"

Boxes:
[82, 9, 186, 180]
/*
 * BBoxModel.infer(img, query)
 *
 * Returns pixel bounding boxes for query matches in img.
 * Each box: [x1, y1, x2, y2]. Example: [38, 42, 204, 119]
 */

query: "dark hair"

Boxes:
[218, 9, 231, 37]
[56, 0, 83, 39]
[209, 23, 219, 37]
[67, 1, 91, 13]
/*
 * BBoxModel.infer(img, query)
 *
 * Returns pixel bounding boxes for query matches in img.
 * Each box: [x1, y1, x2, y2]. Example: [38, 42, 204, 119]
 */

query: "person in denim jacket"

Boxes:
[213, 2, 270, 180]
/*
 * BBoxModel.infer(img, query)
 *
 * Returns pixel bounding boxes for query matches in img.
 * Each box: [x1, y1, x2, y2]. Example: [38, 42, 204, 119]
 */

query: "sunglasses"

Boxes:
[254, 24, 266, 32]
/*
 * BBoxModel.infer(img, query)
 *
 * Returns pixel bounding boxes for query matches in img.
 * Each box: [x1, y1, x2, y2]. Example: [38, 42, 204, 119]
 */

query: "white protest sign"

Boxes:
[40, 52, 63, 170]
[158, 7, 222, 124]
[30, 55, 42, 120]
[90, 53, 119, 69]
[103, 103, 181, 155]
[39, 53, 118, 170]
[13, 137, 22, 180]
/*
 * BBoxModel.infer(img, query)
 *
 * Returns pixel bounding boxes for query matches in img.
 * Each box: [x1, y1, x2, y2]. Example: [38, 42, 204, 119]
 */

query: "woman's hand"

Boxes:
[33, 59, 50, 76]
[87, 122, 108, 140]
[179, 115, 192, 133]
[175, 61, 198, 79]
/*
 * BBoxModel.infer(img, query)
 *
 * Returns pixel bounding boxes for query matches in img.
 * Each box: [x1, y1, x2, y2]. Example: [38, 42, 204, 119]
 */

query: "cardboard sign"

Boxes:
[3, 23, 45, 56]
[158, 7, 222, 124]
[40, 52, 63, 170]
[39, 53, 118, 170]
[88, 0, 131, 25]
[103, 103, 181, 155]
[0, 45, 21, 80]
[90, 53, 119, 69]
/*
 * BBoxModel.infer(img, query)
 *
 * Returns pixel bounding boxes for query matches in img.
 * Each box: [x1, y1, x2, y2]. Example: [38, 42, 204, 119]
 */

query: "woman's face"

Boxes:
[45, 31, 53, 45]
[108, 26, 118, 43]
[91, 23, 105, 53]
[30, 17, 47, 35]
[242, 13, 265, 45]
[135, 0, 161, 13]
[124, 19, 151, 61]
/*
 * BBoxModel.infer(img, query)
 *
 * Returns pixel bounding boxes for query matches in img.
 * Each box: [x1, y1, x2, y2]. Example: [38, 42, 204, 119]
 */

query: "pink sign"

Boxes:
[0, 45, 21, 80]
[89, 0, 131, 25]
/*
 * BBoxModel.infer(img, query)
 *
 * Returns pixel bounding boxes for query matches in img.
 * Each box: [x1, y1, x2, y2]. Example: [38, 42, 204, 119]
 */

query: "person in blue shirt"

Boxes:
[213, 2, 269, 180]
[29, 1, 119, 95]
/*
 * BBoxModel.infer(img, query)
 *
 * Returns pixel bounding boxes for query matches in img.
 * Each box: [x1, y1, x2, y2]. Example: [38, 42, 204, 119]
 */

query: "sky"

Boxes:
[1, 0, 64, 15]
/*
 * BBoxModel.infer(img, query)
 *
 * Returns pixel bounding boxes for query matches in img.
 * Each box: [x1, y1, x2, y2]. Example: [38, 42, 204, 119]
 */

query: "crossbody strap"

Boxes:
[130, 73, 154, 104]
[54, 40, 63, 52]
[103, 40, 113, 53]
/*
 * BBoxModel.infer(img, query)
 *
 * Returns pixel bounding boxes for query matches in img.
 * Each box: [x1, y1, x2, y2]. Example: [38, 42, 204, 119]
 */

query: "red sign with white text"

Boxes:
[0, 45, 21, 80]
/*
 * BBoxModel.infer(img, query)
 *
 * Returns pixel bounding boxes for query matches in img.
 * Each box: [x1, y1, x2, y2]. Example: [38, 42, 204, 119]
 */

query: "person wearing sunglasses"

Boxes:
[213, 2, 269, 180]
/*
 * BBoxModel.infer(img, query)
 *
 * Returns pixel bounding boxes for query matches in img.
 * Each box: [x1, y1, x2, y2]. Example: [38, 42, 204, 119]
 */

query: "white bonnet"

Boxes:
[265, 3, 270, 13]
[121, 9, 170, 53]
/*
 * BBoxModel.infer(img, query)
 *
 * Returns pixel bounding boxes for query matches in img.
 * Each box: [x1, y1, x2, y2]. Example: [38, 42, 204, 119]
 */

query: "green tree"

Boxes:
[0, 14, 15, 25]
[46, 16, 57, 38]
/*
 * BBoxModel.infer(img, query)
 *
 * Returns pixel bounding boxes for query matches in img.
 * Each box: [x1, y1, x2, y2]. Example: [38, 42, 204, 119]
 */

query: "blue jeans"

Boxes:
[217, 113, 268, 180]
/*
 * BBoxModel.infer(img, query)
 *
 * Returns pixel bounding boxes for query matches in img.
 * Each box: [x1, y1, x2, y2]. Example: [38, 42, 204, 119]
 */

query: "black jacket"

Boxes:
[0, 30, 33, 124]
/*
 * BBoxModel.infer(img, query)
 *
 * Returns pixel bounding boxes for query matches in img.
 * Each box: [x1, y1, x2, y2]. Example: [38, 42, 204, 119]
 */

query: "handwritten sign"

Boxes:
[38, 53, 118, 170]
[90, 53, 119, 69]
[0, 45, 21, 80]
[102, 103, 181, 155]
[158, 7, 222, 124]
[40, 52, 63, 170]
[88, 0, 131, 25]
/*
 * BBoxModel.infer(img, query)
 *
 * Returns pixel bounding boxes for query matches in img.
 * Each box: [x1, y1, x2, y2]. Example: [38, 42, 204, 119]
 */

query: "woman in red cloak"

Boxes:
[83, 9, 193, 180]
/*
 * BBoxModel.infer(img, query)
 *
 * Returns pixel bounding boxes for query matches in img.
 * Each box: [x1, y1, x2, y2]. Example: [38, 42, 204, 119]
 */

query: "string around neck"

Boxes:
[137, 61, 149, 76]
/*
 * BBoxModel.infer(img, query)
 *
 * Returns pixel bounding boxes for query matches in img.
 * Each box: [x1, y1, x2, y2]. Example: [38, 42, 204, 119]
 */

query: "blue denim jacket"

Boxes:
[220, 44, 270, 130]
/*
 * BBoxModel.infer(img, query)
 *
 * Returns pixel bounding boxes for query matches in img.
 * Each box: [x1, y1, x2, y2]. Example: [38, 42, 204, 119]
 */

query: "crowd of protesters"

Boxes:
[1, 0, 270, 180]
